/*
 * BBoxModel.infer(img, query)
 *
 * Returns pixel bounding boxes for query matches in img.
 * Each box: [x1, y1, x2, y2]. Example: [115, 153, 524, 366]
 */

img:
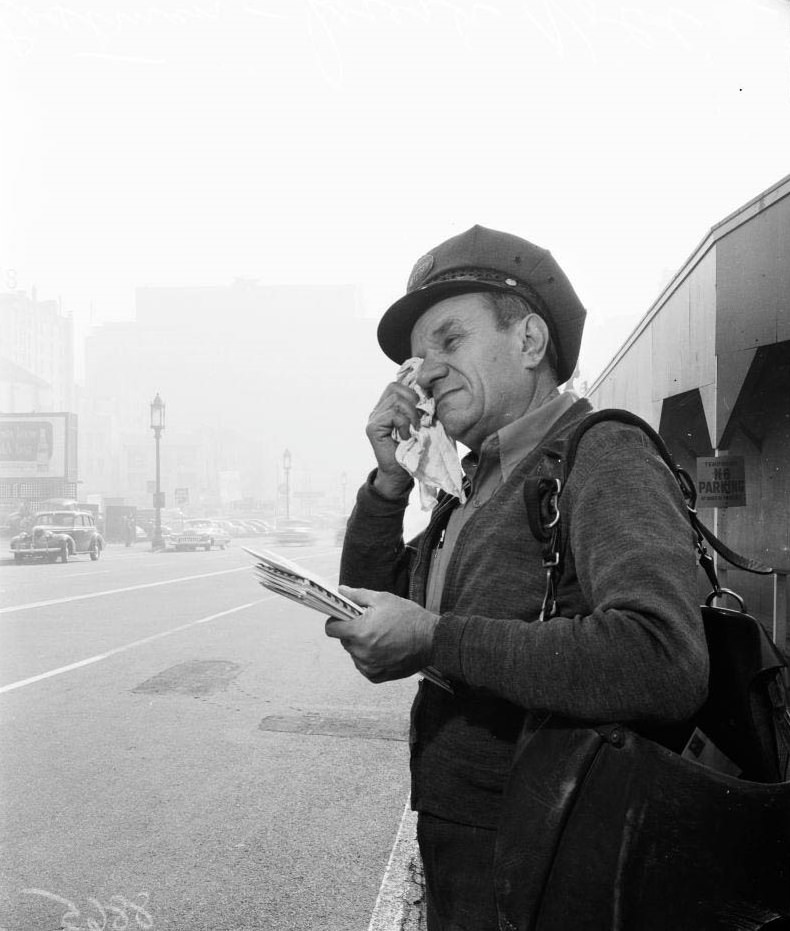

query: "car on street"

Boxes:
[157, 525, 184, 550]
[236, 519, 263, 535]
[244, 519, 274, 535]
[221, 519, 253, 537]
[10, 509, 105, 563]
[211, 520, 238, 538]
[272, 519, 318, 546]
[167, 519, 231, 551]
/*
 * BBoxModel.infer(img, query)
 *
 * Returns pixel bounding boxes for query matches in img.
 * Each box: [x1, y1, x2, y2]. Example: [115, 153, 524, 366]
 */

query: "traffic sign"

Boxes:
[696, 457, 746, 508]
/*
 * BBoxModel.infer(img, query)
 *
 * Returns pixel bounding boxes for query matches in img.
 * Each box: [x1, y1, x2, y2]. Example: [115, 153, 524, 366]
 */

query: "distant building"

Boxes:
[0, 291, 78, 514]
[0, 358, 53, 412]
[587, 173, 790, 645]
[80, 281, 389, 515]
[0, 289, 75, 412]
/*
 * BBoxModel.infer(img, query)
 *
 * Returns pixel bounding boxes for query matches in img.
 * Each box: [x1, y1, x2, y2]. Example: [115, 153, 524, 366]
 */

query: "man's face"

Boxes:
[409, 292, 535, 450]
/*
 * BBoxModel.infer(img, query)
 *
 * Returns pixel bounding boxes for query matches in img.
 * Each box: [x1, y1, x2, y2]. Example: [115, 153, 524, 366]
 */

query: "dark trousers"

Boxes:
[416, 812, 499, 931]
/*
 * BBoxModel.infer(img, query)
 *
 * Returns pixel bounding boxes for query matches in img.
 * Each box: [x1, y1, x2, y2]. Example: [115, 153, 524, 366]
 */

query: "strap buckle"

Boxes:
[543, 478, 561, 529]
[539, 480, 562, 620]
[539, 567, 558, 622]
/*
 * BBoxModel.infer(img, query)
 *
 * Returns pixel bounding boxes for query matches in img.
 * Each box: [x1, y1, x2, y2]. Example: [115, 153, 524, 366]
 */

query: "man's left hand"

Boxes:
[325, 587, 439, 683]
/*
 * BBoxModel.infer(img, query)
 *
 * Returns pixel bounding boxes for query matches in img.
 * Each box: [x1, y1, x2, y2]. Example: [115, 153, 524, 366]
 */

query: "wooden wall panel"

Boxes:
[588, 329, 656, 423]
[716, 194, 790, 354]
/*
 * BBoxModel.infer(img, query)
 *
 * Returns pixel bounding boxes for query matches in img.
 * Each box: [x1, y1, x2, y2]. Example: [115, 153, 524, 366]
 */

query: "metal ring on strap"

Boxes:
[705, 588, 746, 612]
[544, 478, 561, 529]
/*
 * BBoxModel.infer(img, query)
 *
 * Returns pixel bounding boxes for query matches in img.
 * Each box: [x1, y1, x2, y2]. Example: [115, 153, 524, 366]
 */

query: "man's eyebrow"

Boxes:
[429, 317, 466, 341]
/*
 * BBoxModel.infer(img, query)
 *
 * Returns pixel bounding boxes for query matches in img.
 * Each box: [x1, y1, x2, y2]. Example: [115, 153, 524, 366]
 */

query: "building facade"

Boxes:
[0, 290, 75, 413]
[587, 174, 790, 646]
[79, 280, 389, 518]
[0, 291, 78, 517]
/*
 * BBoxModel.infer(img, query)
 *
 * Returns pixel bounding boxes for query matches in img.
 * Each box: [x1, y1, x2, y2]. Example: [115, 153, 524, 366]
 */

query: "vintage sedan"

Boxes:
[272, 519, 318, 546]
[10, 510, 105, 563]
[168, 519, 231, 551]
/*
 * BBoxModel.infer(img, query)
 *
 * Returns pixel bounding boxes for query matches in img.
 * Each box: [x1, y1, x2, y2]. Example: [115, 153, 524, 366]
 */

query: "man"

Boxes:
[326, 225, 708, 930]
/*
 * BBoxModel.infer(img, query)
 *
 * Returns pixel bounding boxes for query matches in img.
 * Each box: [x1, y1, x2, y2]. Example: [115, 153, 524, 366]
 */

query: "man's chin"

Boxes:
[436, 414, 469, 445]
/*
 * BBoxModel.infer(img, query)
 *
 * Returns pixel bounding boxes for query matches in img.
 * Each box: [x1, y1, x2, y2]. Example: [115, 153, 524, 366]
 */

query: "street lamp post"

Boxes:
[150, 393, 166, 551]
[283, 448, 291, 520]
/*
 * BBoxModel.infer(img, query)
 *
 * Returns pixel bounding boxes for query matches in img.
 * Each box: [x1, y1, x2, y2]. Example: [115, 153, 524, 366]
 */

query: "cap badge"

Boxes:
[505, 278, 518, 287]
[407, 253, 434, 291]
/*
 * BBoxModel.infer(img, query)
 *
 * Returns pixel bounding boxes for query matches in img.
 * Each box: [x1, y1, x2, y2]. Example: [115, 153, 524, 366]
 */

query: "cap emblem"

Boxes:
[407, 253, 434, 291]
[505, 278, 518, 287]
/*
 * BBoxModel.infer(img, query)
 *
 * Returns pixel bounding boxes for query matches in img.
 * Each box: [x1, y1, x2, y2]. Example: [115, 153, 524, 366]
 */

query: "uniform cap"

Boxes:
[377, 224, 587, 384]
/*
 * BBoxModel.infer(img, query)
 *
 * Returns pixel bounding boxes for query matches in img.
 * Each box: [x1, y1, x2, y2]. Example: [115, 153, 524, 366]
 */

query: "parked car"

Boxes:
[137, 518, 155, 539]
[168, 519, 231, 551]
[227, 520, 253, 536]
[10, 509, 105, 563]
[272, 519, 318, 546]
[245, 519, 274, 535]
[212, 520, 239, 538]
[159, 525, 174, 548]
[241, 521, 261, 536]
[223, 519, 253, 537]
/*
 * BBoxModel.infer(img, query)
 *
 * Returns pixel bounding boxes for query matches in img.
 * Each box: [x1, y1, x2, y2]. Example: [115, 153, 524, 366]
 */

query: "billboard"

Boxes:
[0, 413, 78, 481]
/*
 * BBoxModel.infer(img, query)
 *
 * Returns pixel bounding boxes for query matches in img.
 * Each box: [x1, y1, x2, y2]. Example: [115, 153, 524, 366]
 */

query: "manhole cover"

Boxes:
[134, 660, 242, 696]
[259, 711, 407, 741]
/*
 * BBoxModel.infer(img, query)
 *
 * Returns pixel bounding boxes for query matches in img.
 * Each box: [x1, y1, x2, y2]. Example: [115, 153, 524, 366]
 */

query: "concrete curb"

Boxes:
[368, 801, 426, 931]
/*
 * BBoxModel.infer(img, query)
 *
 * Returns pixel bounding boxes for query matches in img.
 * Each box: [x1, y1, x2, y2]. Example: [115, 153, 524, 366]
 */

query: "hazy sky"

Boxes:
[2, 0, 789, 385]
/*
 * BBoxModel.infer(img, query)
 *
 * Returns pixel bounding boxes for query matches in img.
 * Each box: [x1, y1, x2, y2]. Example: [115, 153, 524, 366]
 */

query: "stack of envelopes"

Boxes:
[243, 546, 452, 693]
[243, 546, 361, 620]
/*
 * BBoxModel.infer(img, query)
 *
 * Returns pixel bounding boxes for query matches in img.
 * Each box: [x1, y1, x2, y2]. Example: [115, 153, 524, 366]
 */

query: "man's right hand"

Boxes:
[366, 382, 420, 499]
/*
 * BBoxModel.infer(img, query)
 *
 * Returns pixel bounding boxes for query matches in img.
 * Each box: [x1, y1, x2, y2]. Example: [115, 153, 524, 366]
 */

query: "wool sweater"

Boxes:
[340, 399, 709, 827]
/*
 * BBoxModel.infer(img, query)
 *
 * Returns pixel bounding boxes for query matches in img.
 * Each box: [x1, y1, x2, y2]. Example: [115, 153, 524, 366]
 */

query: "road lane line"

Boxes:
[368, 797, 425, 931]
[0, 549, 340, 617]
[0, 567, 249, 615]
[0, 598, 272, 694]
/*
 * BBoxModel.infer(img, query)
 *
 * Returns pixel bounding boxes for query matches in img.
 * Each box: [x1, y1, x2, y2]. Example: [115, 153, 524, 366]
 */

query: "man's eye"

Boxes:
[443, 334, 460, 351]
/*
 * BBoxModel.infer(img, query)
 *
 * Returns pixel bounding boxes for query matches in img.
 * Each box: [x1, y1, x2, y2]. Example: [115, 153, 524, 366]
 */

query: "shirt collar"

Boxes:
[464, 390, 578, 487]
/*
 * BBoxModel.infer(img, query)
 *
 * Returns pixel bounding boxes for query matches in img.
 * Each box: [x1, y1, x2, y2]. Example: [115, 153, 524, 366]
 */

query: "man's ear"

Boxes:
[520, 313, 551, 370]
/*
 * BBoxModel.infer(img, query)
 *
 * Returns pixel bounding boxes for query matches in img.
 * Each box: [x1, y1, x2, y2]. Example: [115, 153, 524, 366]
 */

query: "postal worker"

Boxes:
[326, 225, 707, 930]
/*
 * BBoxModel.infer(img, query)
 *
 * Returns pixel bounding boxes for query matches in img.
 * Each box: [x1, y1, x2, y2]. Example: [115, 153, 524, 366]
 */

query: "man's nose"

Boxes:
[416, 355, 447, 394]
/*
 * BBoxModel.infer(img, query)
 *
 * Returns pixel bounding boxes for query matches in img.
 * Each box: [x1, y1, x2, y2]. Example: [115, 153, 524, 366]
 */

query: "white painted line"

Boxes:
[0, 598, 270, 695]
[0, 548, 340, 617]
[0, 567, 249, 616]
[368, 797, 425, 931]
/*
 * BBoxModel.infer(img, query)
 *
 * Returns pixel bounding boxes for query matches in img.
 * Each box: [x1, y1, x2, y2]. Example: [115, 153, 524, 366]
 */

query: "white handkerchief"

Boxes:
[393, 357, 466, 509]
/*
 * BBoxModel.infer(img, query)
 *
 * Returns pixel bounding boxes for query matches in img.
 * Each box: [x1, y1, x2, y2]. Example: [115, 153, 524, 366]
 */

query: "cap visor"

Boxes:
[377, 280, 512, 363]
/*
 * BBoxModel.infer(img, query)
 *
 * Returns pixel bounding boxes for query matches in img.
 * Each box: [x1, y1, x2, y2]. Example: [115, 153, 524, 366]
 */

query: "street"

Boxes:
[0, 536, 418, 931]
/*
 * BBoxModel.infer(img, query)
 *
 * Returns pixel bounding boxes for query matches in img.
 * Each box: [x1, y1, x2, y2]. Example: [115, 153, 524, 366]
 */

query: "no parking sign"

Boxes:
[696, 457, 746, 508]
